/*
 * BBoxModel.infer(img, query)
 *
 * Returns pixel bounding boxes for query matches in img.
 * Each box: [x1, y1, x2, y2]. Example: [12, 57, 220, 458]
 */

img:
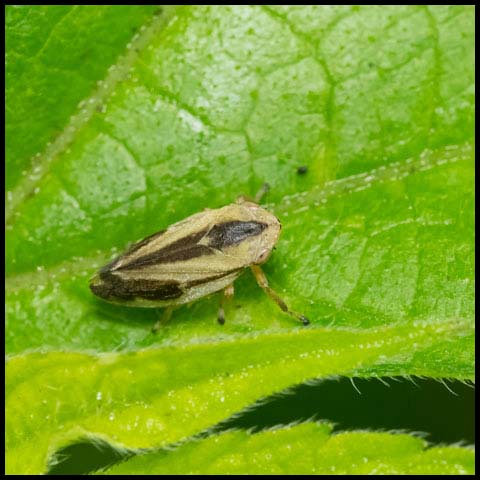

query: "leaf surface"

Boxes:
[5, 5, 475, 475]
[103, 423, 475, 475]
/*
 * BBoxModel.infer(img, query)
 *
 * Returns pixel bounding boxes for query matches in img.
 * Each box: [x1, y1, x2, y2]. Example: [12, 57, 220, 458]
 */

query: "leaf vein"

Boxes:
[5, 7, 178, 225]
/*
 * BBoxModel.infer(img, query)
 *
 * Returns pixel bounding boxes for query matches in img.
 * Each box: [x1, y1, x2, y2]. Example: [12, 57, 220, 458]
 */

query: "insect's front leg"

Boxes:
[236, 183, 270, 204]
[250, 265, 310, 326]
[218, 283, 235, 325]
[152, 306, 174, 333]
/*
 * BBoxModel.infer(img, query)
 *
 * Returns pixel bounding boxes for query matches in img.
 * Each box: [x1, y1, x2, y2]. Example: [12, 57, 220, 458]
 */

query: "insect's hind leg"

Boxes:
[218, 283, 235, 325]
[250, 265, 310, 326]
[152, 306, 174, 333]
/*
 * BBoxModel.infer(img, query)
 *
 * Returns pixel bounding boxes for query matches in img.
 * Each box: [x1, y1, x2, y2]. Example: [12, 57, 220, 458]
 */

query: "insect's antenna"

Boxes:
[255, 182, 271, 204]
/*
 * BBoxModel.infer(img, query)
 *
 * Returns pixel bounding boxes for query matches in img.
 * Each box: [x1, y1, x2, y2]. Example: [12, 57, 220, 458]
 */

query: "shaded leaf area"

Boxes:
[218, 377, 475, 445]
[47, 378, 475, 475]
[101, 423, 474, 475]
[5, 321, 473, 474]
[5, 145, 474, 355]
[48, 437, 131, 476]
[5, 5, 159, 190]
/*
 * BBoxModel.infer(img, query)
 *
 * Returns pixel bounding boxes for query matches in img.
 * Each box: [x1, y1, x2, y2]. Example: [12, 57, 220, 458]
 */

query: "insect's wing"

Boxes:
[106, 208, 247, 285]
[90, 203, 280, 305]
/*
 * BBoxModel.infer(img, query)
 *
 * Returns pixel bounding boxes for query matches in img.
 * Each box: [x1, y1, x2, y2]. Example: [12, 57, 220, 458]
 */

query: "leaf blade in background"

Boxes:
[5, 316, 473, 474]
[102, 423, 474, 475]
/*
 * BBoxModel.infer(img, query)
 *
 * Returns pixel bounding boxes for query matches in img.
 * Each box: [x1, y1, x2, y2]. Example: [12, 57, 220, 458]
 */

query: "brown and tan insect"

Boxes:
[90, 184, 309, 331]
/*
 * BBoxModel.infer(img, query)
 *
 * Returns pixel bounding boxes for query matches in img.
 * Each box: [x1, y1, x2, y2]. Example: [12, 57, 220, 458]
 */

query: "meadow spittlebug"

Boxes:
[90, 184, 310, 331]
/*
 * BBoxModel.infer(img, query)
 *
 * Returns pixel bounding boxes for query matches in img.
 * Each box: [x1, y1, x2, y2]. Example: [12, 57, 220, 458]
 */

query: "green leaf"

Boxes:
[5, 5, 161, 192]
[101, 423, 474, 475]
[5, 315, 474, 474]
[5, 5, 474, 475]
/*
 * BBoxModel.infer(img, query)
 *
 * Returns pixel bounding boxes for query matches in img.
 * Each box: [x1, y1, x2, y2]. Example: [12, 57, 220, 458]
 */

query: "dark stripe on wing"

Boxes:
[184, 268, 244, 288]
[207, 221, 267, 249]
[124, 229, 167, 256]
[110, 221, 267, 272]
[98, 229, 167, 273]
[118, 228, 212, 270]
[92, 271, 183, 301]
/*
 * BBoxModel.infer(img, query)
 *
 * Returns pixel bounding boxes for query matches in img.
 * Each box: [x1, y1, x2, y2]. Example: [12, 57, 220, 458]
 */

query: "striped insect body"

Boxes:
[90, 192, 309, 329]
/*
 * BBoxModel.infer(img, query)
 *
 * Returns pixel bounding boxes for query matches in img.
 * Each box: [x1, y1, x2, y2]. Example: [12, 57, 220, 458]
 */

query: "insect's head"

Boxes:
[233, 201, 281, 265]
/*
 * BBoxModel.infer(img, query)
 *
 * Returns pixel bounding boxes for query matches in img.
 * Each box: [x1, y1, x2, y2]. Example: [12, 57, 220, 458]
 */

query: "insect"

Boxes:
[89, 184, 310, 331]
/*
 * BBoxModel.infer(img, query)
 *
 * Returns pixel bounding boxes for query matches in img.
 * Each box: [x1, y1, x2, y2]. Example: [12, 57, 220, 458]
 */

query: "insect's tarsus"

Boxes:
[217, 283, 234, 325]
